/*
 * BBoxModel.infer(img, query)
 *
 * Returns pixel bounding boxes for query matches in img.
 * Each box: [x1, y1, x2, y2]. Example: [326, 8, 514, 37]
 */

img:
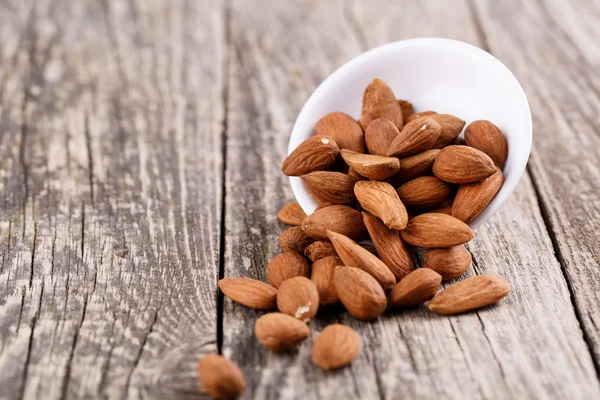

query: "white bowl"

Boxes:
[288, 38, 532, 230]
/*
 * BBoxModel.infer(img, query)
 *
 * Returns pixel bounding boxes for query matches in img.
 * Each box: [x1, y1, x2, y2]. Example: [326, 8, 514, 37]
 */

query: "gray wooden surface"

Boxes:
[1, 0, 599, 399]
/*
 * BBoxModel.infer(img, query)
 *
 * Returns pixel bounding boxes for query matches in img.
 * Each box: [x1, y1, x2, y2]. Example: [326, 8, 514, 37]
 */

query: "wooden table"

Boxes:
[1, 0, 600, 398]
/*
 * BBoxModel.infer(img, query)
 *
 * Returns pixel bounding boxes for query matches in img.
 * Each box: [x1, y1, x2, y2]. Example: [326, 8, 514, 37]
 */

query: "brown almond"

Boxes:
[397, 99, 414, 122]
[428, 274, 511, 314]
[389, 268, 442, 307]
[365, 118, 400, 156]
[302, 205, 367, 241]
[359, 78, 403, 130]
[301, 171, 357, 206]
[433, 145, 496, 184]
[282, 135, 339, 176]
[276, 276, 320, 321]
[464, 120, 508, 167]
[218, 278, 277, 310]
[347, 167, 367, 181]
[277, 201, 307, 226]
[310, 256, 342, 305]
[312, 324, 360, 370]
[334, 267, 387, 319]
[362, 212, 415, 281]
[266, 252, 311, 288]
[279, 226, 315, 253]
[386, 149, 440, 186]
[315, 111, 365, 153]
[304, 241, 338, 262]
[387, 117, 441, 157]
[406, 110, 437, 123]
[354, 180, 408, 230]
[397, 176, 451, 209]
[452, 168, 504, 224]
[327, 230, 396, 290]
[198, 354, 245, 400]
[422, 245, 472, 280]
[254, 313, 310, 352]
[401, 213, 475, 248]
[340, 149, 400, 180]
[430, 114, 466, 148]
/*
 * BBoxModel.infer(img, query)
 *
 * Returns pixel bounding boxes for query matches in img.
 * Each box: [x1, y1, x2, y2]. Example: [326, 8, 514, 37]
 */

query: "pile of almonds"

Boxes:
[198, 78, 512, 399]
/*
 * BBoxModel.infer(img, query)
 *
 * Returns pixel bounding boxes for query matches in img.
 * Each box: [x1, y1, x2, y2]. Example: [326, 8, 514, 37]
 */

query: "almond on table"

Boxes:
[279, 226, 315, 253]
[219, 277, 277, 310]
[312, 324, 360, 370]
[266, 252, 311, 288]
[310, 256, 342, 305]
[389, 268, 442, 307]
[401, 213, 474, 248]
[198, 354, 245, 400]
[276, 276, 320, 322]
[255, 313, 310, 352]
[422, 245, 472, 280]
[277, 201, 307, 226]
[334, 267, 387, 320]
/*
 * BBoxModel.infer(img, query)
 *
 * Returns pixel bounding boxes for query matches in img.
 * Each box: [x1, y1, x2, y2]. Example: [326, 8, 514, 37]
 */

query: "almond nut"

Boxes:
[219, 277, 277, 310]
[452, 167, 504, 223]
[387, 116, 441, 157]
[315, 111, 365, 153]
[277, 201, 307, 226]
[464, 120, 508, 167]
[397, 99, 414, 122]
[334, 267, 387, 320]
[266, 252, 311, 288]
[422, 245, 472, 280]
[354, 180, 408, 230]
[310, 256, 342, 305]
[386, 149, 440, 186]
[282, 135, 339, 176]
[433, 145, 496, 184]
[401, 213, 475, 248]
[301, 171, 357, 206]
[254, 312, 310, 352]
[430, 114, 466, 148]
[276, 276, 319, 321]
[389, 268, 442, 307]
[406, 110, 437, 123]
[340, 149, 400, 180]
[302, 205, 367, 241]
[279, 226, 315, 253]
[311, 324, 360, 370]
[396, 176, 451, 209]
[365, 118, 400, 156]
[359, 78, 403, 130]
[304, 241, 338, 262]
[198, 354, 245, 400]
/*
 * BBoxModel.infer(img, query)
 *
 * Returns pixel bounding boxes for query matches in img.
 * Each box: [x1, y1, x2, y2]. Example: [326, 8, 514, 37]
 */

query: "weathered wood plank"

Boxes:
[223, 0, 600, 399]
[0, 0, 224, 398]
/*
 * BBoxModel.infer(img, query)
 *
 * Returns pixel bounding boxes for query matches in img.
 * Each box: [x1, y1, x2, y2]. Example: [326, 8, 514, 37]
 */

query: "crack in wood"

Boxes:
[59, 293, 88, 400]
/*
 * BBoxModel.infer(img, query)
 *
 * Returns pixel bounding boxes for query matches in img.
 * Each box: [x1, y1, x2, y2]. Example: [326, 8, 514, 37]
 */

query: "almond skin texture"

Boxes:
[302, 205, 367, 241]
[334, 267, 387, 320]
[362, 212, 416, 281]
[198, 354, 245, 400]
[365, 118, 400, 156]
[465, 120, 508, 167]
[219, 278, 277, 310]
[401, 213, 475, 248]
[282, 135, 339, 176]
[277, 202, 307, 226]
[301, 171, 357, 206]
[328, 230, 396, 291]
[387, 116, 442, 157]
[406, 110, 437, 123]
[397, 176, 451, 210]
[340, 149, 400, 180]
[389, 268, 442, 307]
[312, 324, 360, 370]
[433, 145, 496, 184]
[266, 252, 311, 288]
[397, 99, 414, 122]
[315, 111, 365, 153]
[387, 149, 440, 186]
[359, 78, 403, 130]
[347, 167, 367, 181]
[276, 276, 320, 322]
[254, 313, 310, 352]
[430, 114, 466, 148]
[304, 241, 338, 262]
[452, 168, 504, 224]
[310, 256, 342, 305]
[428, 274, 511, 314]
[355, 180, 408, 230]
[422, 245, 472, 280]
[279, 226, 315, 253]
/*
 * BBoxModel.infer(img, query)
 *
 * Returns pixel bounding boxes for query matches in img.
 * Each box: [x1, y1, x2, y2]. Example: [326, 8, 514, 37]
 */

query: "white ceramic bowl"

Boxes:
[288, 38, 532, 230]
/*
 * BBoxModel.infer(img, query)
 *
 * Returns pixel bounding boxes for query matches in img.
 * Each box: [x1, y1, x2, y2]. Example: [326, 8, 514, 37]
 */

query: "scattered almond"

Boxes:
[255, 313, 310, 352]
[433, 145, 496, 184]
[279, 226, 315, 253]
[452, 167, 504, 223]
[312, 324, 360, 370]
[282, 135, 339, 176]
[397, 99, 414, 122]
[430, 114, 466, 148]
[354, 180, 408, 230]
[401, 213, 475, 248]
[389, 268, 442, 307]
[387, 116, 441, 157]
[276, 276, 320, 321]
[302, 205, 367, 241]
[219, 278, 277, 310]
[301, 171, 357, 206]
[340, 149, 400, 180]
[396, 176, 451, 210]
[304, 241, 338, 262]
[198, 354, 245, 400]
[315, 111, 365, 153]
[266, 252, 311, 288]
[334, 267, 387, 320]
[406, 110, 437, 123]
[359, 78, 403, 130]
[277, 201, 307, 226]
[365, 118, 399, 156]
[422, 245, 472, 280]
[310, 256, 342, 305]
[464, 120, 508, 167]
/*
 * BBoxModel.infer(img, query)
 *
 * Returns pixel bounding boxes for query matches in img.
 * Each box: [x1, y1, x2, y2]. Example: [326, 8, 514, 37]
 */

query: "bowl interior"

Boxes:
[289, 38, 532, 230]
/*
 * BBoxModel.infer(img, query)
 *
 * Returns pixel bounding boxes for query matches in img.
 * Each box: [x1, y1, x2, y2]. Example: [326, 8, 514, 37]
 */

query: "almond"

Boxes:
[198, 354, 245, 400]
[347, 167, 367, 181]
[304, 241, 338, 262]
[387, 149, 440, 186]
[276, 276, 319, 321]
[396, 176, 451, 209]
[218, 278, 277, 310]
[397, 99, 414, 122]
[432, 145, 496, 184]
[430, 114, 466, 148]
[334, 267, 387, 319]
[302, 205, 367, 241]
[277, 201, 307, 226]
[428, 274, 511, 314]
[254, 312, 310, 352]
[354, 180, 408, 230]
[282, 135, 339, 176]
[310, 256, 342, 305]
[301, 171, 357, 206]
[359, 78, 403, 130]
[266, 252, 311, 288]
[365, 118, 399, 156]
[389, 268, 442, 307]
[464, 120, 508, 167]
[387, 116, 441, 157]
[401, 213, 475, 248]
[340, 149, 400, 180]
[279, 226, 315, 253]
[362, 212, 415, 281]
[406, 110, 437, 123]
[315, 111, 365, 153]
[327, 230, 396, 290]
[312, 324, 360, 370]
[422, 245, 472, 280]
[452, 167, 504, 223]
